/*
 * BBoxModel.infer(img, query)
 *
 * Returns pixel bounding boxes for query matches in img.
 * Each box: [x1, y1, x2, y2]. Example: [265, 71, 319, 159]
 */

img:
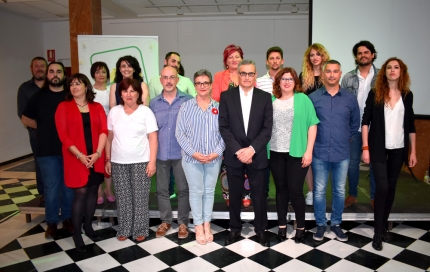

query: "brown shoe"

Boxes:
[178, 224, 189, 239]
[45, 223, 57, 239]
[156, 223, 171, 238]
[344, 195, 357, 208]
[62, 218, 74, 233]
[371, 199, 375, 210]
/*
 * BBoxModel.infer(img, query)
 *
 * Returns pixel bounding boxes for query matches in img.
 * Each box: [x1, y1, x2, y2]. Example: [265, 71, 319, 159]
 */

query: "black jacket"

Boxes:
[218, 87, 273, 169]
[362, 90, 416, 164]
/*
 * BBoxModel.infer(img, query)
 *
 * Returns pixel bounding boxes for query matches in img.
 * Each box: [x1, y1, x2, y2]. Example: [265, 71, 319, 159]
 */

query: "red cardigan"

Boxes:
[212, 70, 230, 102]
[55, 100, 108, 188]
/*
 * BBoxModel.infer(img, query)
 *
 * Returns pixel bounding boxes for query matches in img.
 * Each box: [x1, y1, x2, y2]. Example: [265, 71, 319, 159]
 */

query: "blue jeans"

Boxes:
[37, 156, 74, 224]
[312, 156, 349, 226]
[348, 131, 376, 199]
[182, 159, 222, 225]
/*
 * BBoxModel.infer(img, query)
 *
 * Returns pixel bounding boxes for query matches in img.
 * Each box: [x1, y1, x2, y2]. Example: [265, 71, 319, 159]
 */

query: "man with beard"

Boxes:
[150, 66, 192, 239]
[17, 57, 47, 202]
[341, 41, 379, 209]
[256, 46, 284, 94]
[22, 62, 74, 239]
[148, 52, 196, 99]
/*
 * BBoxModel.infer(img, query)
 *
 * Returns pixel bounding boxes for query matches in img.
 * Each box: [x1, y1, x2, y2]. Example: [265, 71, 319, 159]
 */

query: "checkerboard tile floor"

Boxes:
[1, 218, 430, 271]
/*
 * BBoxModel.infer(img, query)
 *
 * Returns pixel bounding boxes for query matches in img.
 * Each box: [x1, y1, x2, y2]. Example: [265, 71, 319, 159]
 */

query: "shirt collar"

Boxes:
[239, 86, 254, 96]
[321, 85, 343, 95]
[357, 65, 374, 77]
[159, 88, 184, 101]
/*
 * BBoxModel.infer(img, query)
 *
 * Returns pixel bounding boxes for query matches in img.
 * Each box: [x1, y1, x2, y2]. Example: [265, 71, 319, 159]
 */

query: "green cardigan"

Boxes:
[268, 92, 319, 158]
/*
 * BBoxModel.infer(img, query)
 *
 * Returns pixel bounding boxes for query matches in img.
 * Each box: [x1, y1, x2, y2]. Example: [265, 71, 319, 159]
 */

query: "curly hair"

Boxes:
[114, 55, 143, 83]
[374, 57, 410, 105]
[301, 43, 330, 92]
[272, 67, 302, 98]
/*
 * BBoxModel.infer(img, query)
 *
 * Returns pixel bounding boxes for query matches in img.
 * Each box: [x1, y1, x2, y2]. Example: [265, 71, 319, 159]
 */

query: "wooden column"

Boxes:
[69, 0, 102, 74]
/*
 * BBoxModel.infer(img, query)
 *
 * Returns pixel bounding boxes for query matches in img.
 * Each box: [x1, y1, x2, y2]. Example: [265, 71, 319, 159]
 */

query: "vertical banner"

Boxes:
[77, 35, 159, 86]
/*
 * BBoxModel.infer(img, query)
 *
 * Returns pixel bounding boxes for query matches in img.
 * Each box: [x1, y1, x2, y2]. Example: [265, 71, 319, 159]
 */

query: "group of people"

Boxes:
[17, 40, 416, 252]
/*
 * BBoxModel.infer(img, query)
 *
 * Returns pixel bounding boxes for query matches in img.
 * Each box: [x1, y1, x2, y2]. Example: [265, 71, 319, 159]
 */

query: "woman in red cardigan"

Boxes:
[55, 73, 108, 252]
[211, 44, 243, 102]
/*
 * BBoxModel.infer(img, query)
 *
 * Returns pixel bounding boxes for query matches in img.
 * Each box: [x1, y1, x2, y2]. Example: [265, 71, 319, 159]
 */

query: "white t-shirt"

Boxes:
[108, 104, 158, 164]
[94, 87, 110, 115]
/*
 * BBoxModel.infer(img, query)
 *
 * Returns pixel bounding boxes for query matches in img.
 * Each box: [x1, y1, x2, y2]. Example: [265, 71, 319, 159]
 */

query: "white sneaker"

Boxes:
[305, 191, 313, 205]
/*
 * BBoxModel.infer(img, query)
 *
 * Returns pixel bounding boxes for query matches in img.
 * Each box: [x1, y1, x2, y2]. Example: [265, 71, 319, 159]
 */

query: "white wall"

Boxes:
[0, 10, 44, 163]
[313, 0, 430, 115]
[43, 15, 308, 78]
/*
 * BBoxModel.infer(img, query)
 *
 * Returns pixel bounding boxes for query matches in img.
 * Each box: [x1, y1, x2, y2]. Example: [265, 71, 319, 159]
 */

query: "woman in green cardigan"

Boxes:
[269, 67, 319, 243]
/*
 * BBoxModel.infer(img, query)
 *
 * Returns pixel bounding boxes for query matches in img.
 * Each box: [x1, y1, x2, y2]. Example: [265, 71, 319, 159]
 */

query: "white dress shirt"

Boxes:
[239, 86, 254, 135]
[357, 66, 374, 132]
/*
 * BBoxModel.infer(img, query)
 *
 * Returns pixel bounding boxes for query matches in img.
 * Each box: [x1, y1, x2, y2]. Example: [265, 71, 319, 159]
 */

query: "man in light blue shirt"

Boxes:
[149, 66, 192, 240]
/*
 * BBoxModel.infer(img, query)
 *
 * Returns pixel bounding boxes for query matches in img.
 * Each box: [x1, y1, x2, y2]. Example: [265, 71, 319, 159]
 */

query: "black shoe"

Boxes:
[45, 223, 57, 239]
[381, 228, 391, 242]
[372, 234, 383, 251]
[225, 231, 240, 246]
[86, 233, 100, 242]
[294, 229, 305, 243]
[257, 232, 270, 247]
[277, 227, 287, 241]
[62, 218, 74, 233]
[73, 236, 86, 253]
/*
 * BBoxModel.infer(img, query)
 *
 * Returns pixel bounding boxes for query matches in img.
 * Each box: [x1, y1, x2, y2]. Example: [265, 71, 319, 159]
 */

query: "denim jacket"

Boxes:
[341, 64, 379, 97]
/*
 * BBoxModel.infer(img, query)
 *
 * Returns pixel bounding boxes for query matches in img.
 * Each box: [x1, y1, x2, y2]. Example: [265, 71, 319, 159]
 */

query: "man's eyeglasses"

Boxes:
[194, 82, 211, 88]
[280, 77, 294, 83]
[161, 75, 178, 80]
[239, 72, 256, 78]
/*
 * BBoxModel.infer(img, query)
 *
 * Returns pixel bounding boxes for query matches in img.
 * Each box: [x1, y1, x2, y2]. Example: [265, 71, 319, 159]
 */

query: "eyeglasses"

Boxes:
[280, 77, 294, 83]
[161, 75, 177, 81]
[194, 82, 211, 87]
[239, 72, 256, 78]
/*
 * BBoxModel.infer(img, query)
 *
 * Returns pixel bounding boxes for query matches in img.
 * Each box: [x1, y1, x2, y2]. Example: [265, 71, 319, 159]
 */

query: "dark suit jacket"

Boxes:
[362, 90, 416, 164]
[219, 87, 273, 169]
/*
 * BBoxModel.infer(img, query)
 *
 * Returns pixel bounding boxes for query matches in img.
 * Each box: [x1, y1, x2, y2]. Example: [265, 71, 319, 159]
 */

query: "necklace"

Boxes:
[76, 102, 88, 107]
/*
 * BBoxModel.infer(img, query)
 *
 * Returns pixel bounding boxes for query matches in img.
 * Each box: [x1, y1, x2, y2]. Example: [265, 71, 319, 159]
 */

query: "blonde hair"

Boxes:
[301, 43, 330, 91]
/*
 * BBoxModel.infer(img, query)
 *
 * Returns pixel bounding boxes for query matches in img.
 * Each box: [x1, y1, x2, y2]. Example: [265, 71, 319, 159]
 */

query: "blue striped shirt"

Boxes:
[175, 98, 225, 163]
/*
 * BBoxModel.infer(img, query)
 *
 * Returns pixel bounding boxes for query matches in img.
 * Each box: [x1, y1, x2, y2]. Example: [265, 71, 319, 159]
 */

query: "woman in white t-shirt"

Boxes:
[91, 62, 115, 205]
[105, 78, 158, 242]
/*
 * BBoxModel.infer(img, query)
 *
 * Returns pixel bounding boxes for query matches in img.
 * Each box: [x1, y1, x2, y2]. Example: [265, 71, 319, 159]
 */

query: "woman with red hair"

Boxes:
[211, 44, 244, 102]
[362, 57, 417, 251]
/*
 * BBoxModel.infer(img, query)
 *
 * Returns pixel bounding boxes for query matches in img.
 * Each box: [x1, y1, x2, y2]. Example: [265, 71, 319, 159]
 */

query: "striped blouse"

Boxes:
[175, 98, 225, 164]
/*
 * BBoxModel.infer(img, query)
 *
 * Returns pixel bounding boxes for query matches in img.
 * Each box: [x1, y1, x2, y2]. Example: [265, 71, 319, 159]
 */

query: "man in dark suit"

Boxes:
[219, 60, 273, 247]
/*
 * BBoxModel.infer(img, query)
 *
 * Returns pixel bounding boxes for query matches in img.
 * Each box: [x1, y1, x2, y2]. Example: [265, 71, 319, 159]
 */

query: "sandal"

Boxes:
[135, 236, 146, 242]
[105, 188, 116, 202]
[117, 235, 127, 241]
[204, 223, 213, 243]
[195, 225, 206, 245]
[97, 196, 104, 205]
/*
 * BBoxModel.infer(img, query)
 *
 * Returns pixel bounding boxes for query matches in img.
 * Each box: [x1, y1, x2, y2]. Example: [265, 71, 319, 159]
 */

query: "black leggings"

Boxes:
[269, 151, 308, 228]
[72, 184, 99, 243]
[372, 148, 404, 235]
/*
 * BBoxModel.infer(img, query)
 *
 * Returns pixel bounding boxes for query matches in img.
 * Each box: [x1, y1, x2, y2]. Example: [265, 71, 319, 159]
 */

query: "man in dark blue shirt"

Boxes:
[309, 60, 360, 242]
[17, 57, 47, 201]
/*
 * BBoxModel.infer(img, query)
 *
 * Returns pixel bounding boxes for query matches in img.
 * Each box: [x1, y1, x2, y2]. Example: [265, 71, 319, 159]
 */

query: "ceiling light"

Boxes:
[176, 6, 184, 15]
[291, 3, 299, 13]
[235, 5, 244, 14]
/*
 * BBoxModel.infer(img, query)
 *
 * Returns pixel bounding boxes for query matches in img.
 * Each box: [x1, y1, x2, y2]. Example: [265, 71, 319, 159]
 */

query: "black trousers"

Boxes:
[226, 164, 267, 234]
[269, 151, 308, 228]
[372, 148, 404, 235]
